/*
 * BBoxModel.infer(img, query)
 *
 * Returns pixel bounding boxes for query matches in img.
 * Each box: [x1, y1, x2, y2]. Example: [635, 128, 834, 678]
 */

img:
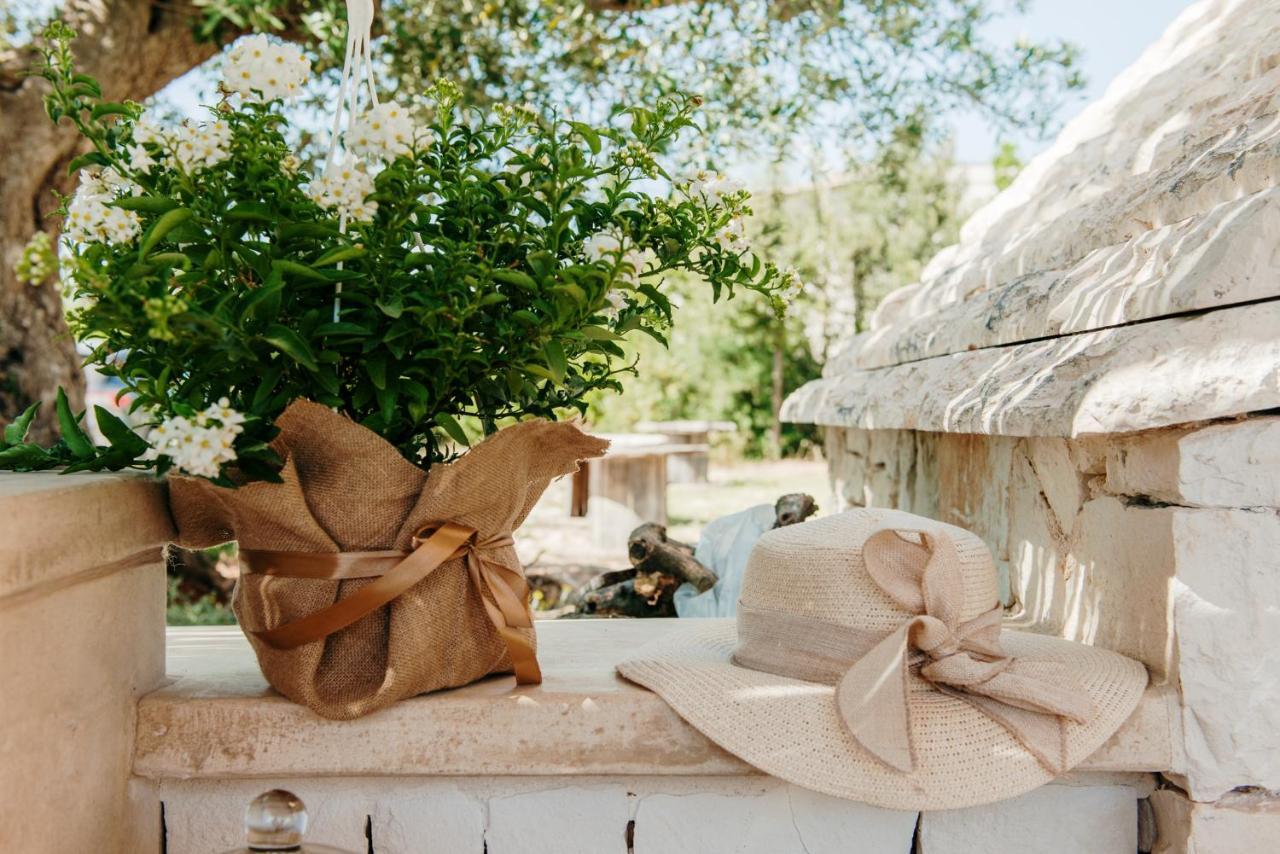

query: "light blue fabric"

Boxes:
[673, 503, 777, 618]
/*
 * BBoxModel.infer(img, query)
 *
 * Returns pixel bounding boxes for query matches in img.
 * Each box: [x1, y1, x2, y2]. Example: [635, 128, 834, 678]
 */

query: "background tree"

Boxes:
[0, 0, 1078, 439]
[588, 140, 964, 455]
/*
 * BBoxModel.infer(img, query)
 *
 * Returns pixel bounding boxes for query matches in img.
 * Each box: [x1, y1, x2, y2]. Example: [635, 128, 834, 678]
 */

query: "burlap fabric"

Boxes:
[170, 399, 608, 720]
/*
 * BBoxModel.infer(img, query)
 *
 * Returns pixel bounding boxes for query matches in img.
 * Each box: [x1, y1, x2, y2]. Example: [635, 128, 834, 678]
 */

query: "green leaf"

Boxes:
[492, 269, 538, 291]
[55, 387, 94, 460]
[314, 246, 367, 266]
[66, 152, 109, 174]
[367, 353, 387, 390]
[3, 401, 41, 446]
[0, 443, 56, 471]
[581, 325, 623, 341]
[93, 406, 148, 457]
[543, 341, 567, 383]
[315, 322, 372, 336]
[90, 102, 137, 122]
[113, 196, 180, 214]
[434, 412, 470, 447]
[263, 325, 320, 372]
[376, 299, 404, 319]
[138, 208, 193, 259]
[570, 121, 602, 155]
[272, 259, 329, 282]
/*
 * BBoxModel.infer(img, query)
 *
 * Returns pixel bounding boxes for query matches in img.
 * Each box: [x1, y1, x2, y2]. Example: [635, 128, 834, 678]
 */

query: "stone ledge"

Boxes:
[783, 301, 1280, 437]
[134, 620, 1177, 780]
[0, 472, 174, 600]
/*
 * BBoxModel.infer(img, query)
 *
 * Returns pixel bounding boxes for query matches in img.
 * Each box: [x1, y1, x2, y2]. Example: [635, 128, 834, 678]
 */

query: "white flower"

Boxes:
[126, 143, 156, 173]
[681, 170, 745, 205]
[223, 34, 311, 101]
[715, 218, 750, 255]
[132, 118, 166, 146]
[169, 118, 233, 173]
[345, 101, 423, 162]
[63, 171, 142, 245]
[601, 288, 628, 319]
[307, 158, 378, 223]
[141, 398, 245, 479]
[583, 230, 623, 262]
[584, 230, 653, 286]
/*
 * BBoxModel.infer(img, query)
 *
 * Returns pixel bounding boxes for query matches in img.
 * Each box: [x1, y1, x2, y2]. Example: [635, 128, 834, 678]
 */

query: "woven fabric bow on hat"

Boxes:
[836, 529, 1094, 774]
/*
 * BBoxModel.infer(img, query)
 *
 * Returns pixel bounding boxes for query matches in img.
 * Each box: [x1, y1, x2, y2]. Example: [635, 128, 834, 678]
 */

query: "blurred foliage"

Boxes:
[589, 140, 964, 456]
[166, 577, 236, 625]
[6, 0, 1082, 175]
[992, 140, 1024, 190]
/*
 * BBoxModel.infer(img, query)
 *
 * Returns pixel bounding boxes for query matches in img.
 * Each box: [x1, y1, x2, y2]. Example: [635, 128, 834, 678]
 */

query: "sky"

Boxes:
[950, 0, 1195, 163]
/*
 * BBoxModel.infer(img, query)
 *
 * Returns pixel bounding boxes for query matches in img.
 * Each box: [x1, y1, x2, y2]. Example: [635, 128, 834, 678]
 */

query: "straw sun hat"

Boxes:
[617, 508, 1148, 811]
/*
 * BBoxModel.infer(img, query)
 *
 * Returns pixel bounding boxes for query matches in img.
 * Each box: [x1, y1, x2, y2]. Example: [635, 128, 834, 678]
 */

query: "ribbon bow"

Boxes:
[240, 521, 542, 684]
[835, 529, 1093, 774]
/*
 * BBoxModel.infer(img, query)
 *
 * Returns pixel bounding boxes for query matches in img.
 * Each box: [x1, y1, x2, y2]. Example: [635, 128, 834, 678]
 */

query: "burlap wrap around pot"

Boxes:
[169, 399, 608, 720]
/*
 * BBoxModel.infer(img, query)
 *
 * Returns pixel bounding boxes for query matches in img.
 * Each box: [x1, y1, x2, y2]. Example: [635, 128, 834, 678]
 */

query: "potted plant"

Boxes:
[2, 23, 797, 719]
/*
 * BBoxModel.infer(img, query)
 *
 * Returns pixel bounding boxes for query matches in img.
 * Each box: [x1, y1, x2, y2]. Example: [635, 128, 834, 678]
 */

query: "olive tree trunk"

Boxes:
[0, 0, 223, 439]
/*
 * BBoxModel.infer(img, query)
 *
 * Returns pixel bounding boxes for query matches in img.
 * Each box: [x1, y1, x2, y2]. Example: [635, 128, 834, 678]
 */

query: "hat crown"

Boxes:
[740, 508, 999, 631]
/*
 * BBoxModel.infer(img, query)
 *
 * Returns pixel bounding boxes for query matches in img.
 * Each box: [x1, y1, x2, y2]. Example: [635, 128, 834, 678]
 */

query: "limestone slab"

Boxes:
[917, 784, 1138, 854]
[849, 189, 1280, 371]
[783, 301, 1280, 437]
[135, 621, 1172, 780]
[1105, 417, 1280, 508]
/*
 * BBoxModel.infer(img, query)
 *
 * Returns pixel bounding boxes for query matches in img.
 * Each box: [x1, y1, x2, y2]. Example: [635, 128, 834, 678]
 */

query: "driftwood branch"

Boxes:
[575, 493, 819, 618]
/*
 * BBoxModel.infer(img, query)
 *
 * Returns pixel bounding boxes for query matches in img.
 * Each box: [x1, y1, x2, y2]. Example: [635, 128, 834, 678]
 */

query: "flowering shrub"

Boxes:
[3, 24, 793, 483]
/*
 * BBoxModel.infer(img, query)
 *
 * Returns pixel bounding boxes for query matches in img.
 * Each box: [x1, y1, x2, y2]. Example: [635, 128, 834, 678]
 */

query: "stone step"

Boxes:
[135, 620, 1177, 781]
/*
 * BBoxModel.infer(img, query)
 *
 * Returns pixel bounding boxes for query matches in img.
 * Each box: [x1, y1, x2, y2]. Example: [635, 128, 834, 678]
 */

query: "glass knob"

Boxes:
[245, 789, 308, 851]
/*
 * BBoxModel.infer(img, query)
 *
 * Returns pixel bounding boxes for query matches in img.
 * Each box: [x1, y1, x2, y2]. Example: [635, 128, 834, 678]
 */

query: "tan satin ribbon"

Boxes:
[239, 521, 542, 685]
[733, 528, 1095, 775]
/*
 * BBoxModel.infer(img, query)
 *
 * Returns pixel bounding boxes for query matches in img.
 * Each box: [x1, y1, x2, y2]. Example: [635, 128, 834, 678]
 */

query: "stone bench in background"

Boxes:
[784, 0, 1280, 845]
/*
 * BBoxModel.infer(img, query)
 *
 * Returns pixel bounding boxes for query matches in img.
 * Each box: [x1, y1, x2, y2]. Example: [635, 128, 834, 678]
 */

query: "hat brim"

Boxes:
[617, 620, 1147, 811]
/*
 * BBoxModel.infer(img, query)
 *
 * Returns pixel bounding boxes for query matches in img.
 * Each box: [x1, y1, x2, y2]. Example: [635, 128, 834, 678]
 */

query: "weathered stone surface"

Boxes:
[0, 471, 173, 599]
[488, 786, 631, 854]
[852, 188, 1280, 371]
[0, 473, 169, 854]
[136, 622, 1172, 780]
[633, 785, 917, 854]
[784, 300, 1280, 437]
[918, 784, 1138, 854]
[1173, 507, 1280, 800]
[870, 0, 1280, 334]
[1105, 417, 1280, 508]
[1150, 788, 1280, 853]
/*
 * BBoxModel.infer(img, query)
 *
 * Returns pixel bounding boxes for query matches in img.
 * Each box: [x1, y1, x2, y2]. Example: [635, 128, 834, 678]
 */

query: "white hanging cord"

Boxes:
[328, 0, 379, 322]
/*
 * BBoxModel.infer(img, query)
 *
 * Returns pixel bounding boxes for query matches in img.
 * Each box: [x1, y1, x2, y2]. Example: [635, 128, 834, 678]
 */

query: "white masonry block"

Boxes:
[1150, 788, 1280, 853]
[633, 783, 917, 854]
[486, 785, 631, 854]
[918, 784, 1137, 854]
[1105, 417, 1280, 509]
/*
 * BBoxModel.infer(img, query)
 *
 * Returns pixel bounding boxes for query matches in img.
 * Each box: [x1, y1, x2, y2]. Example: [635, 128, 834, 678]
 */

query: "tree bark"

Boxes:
[0, 1, 224, 439]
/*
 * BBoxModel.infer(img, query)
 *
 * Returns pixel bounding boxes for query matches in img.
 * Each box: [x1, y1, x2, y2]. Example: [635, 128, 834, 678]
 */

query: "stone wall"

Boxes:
[0, 473, 173, 853]
[785, 0, 1280, 846]
[825, 420, 1279, 803]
